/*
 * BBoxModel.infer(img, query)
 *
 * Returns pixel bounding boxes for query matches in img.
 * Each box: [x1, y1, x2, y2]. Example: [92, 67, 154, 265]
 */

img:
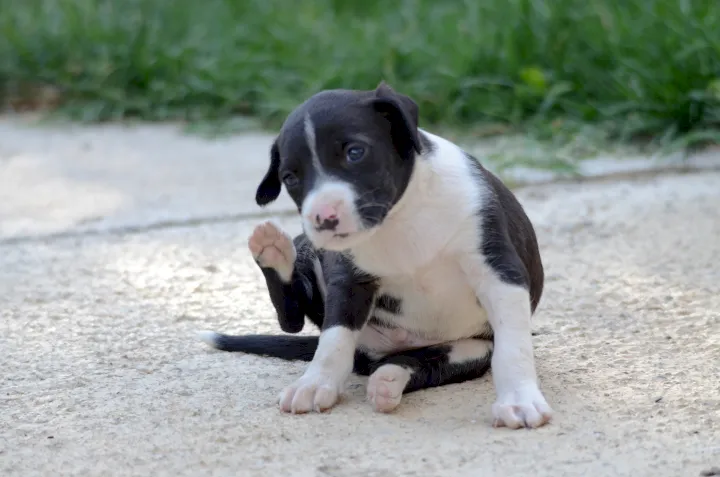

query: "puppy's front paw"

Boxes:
[278, 373, 341, 414]
[492, 383, 553, 429]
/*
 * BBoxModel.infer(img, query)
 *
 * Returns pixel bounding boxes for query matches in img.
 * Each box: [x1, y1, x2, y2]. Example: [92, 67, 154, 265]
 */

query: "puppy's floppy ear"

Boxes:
[369, 81, 422, 158]
[255, 140, 282, 206]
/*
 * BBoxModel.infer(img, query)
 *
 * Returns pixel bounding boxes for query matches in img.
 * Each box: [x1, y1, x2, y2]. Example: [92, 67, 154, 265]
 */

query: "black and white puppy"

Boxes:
[199, 82, 552, 429]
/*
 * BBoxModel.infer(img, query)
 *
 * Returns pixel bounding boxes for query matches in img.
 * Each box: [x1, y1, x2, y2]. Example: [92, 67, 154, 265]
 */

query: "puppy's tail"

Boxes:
[197, 330, 318, 361]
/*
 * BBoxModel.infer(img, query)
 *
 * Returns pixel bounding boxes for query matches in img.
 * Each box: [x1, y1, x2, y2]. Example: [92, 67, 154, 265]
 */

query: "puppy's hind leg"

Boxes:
[197, 221, 325, 359]
[366, 339, 493, 413]
[249, 220, 325, 332]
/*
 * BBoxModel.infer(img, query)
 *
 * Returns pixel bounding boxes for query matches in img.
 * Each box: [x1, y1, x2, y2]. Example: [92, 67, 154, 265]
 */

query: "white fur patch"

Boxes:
[196, 330, 220, 348]
[303, 113, 325, 177]
[447, 339, 493, 364]
[312, 257, 327, 300]
[279, 326, 358, 413]
[311, 326, 358, 375]
[357, 323, 446, 357]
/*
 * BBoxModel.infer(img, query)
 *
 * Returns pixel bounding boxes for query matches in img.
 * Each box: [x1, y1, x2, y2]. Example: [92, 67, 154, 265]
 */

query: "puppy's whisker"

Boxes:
[356, 203, 390, 212]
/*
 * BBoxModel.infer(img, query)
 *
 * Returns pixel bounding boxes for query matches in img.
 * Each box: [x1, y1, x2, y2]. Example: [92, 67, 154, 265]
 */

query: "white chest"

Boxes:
[373, 256, 489, 341]
[348, 135, 492, 353]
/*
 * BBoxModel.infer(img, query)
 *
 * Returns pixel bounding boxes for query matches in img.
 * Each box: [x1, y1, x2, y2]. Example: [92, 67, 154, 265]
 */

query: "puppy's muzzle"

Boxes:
[301, 183, 362, 245]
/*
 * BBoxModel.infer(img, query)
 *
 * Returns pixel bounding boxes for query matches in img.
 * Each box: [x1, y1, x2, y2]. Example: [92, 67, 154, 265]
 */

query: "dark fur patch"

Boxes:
[209, 334, 319, 360]
[375, 294, 403, 314]
[418, 132, 436, 157]
[319, 251, 379, 330]
[465, 153, 544, 313]
[473, 320, 495, 340]
[369, 340, 493, 393]
[255, 141, 282, 206]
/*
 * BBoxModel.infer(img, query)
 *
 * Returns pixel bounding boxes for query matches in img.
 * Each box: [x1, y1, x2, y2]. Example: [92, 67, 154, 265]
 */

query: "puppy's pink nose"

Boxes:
[315, 204, 338, 221]
[314, 204, 339, 231]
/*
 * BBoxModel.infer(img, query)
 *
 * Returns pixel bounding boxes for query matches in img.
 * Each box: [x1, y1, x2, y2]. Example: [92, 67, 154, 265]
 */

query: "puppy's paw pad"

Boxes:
[248, 220, 296, 280]
[278, 373, 340, 414]
[492, 384, 553, 429]
[367, 364, 411, 413]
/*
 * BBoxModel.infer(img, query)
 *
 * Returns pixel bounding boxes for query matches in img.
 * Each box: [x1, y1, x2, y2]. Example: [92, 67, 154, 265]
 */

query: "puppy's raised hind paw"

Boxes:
[248, 220, 296, 281]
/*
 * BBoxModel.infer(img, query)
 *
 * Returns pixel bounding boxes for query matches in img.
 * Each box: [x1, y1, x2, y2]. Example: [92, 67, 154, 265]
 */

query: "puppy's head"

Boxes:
[255, 82, 423, 251]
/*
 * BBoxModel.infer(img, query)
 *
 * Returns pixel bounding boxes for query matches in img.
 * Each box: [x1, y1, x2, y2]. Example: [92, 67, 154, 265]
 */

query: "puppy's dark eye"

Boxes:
[282, 172, 299, 188]
[346, 145, 366, 163]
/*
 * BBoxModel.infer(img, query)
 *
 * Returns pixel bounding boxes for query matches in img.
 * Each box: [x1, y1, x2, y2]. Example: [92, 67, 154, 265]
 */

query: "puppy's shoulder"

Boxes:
[419, 130, 492, 213]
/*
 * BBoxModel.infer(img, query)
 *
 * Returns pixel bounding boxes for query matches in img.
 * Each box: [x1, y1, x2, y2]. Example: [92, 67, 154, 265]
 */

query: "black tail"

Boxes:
[198, 330, 318, 361]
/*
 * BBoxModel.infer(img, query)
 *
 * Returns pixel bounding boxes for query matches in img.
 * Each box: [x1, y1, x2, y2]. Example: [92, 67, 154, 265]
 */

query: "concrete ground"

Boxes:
[1, 118, 719, 477]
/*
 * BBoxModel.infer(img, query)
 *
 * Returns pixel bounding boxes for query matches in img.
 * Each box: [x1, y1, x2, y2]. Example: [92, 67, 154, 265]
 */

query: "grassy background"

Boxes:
[1, 0, 720, 147]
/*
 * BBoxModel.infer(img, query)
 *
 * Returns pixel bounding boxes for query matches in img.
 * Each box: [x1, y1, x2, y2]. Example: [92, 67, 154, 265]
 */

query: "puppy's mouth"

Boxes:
[305, 227, 375, 252]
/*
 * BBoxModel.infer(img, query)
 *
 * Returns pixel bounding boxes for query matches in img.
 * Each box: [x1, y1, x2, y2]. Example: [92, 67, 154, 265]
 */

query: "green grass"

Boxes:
[1, 0, 720, 148]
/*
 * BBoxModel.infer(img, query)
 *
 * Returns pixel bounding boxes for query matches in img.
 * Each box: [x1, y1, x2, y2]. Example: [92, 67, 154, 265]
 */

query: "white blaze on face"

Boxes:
[300, 113, 363, 248]
[304, 113, 326, 178]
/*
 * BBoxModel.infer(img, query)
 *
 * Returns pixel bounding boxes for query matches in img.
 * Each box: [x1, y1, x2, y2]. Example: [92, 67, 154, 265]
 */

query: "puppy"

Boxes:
[199, 82, 552, 429]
